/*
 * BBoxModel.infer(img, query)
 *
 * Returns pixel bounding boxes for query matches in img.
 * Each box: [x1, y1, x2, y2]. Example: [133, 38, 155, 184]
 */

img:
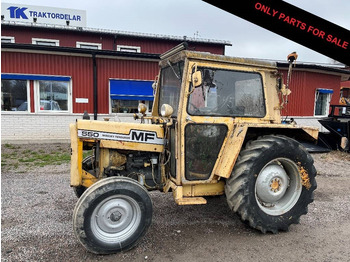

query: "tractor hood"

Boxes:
[74, 120, 165, 152]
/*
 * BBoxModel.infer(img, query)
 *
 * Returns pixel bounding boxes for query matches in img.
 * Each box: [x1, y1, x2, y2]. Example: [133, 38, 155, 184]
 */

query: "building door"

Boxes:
[314, 89, 333, 116]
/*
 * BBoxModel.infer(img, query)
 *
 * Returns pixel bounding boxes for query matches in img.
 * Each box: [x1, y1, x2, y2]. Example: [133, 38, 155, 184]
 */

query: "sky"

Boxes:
[2, 0, 350, 64]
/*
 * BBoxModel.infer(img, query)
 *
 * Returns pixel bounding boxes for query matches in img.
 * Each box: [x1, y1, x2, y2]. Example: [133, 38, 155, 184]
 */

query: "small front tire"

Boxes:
[73, 177, 153, 254]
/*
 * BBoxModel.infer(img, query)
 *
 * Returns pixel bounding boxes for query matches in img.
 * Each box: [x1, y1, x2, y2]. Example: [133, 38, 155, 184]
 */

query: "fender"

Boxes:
[213, 124, 248, 179]
[213, 123, 318, 179]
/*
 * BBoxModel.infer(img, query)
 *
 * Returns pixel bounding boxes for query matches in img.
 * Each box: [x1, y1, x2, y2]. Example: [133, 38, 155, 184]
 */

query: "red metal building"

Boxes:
[277, 64, 349, 117]
[274, 63, 350, 132]
[1, 22, 231, 142]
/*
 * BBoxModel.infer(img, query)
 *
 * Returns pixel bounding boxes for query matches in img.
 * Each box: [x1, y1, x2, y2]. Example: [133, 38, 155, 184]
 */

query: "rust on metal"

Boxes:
[270, 178, 281, 192]
[298, 162, 311, 190]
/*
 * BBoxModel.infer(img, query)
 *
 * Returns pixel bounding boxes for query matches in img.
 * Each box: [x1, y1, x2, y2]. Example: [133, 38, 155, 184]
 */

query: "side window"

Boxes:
[185, 124, 227, 181]
[1, 79, 29, 112]
[158, 62, 184, 117]
[187, 68, 266, 117]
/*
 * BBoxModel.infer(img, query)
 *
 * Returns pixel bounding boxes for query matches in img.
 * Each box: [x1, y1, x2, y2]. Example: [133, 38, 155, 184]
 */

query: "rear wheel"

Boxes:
[73, 177, 153, 254]
[225, 135, 317, 233]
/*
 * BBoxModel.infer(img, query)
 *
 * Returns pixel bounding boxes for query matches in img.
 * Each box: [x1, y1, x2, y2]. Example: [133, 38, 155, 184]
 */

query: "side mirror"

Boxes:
[152, 75, 158, 96]
[192, 70, 202, 87]
[277, 77, 282, 90]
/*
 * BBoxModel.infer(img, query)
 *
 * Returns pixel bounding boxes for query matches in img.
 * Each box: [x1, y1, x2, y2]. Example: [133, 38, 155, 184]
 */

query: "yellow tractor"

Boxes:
[70, 44, 318, 254]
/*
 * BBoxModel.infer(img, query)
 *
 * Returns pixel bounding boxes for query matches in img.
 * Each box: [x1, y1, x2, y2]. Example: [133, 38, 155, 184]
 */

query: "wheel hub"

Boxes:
[256, 164, 289, 203]
[110, 210, 122, 222]
[91, 195, 141, 243]
[270, 178, 282, 192]
[255, 158, 303, 216]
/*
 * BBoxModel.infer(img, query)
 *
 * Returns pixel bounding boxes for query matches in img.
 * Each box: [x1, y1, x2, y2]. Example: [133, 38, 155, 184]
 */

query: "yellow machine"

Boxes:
[70, 44, 318, 254]
[340, 87, 350, 106]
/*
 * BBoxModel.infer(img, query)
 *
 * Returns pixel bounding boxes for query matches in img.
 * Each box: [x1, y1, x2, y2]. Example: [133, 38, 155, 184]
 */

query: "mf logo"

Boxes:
[131, 130, 155, 142]
[7, 6, 28, 19]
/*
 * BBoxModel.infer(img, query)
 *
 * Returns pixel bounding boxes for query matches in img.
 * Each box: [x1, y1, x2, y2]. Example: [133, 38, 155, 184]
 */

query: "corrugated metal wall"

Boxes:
[278, 69, 341, 116]
[342, 80, 350, 88]
[2, 51, 94, 113]
[1, 51, 159, 114]
[96, 57, 159, 114]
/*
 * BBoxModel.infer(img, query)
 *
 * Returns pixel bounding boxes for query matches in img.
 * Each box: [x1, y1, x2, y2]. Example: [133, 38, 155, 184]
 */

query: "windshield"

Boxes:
[187, 68, 266, 117]
[158, 61, 184, 117]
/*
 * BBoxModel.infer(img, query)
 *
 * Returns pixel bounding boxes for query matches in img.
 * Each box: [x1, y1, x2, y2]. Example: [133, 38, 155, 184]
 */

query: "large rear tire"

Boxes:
[225, 135, 317, 233]
[73, 177, 153, 254]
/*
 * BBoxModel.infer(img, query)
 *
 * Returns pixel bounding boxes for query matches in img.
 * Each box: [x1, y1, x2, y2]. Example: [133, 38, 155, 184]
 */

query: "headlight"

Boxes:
[161, 104, 174, 117]
[138, 103, 147, 114]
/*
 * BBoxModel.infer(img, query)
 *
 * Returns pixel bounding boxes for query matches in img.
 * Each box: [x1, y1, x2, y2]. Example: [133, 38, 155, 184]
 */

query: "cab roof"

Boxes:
[160, 43, 277, 70]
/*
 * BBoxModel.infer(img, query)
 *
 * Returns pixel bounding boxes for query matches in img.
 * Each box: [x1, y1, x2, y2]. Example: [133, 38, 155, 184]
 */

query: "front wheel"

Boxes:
[225, 135, 317, 233]
[73, 177, 153, 254]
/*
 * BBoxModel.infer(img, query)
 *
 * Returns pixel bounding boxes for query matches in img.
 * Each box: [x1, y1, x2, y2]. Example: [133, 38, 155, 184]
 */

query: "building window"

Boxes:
[314, 89, 333, 116]
[109, 79, 154, 114]
[1, 79, 29, 112]
[32, 38, 59, 46]
[76, 41, 102, 50]
[1, 36, 15, 43]
[111, 99, 153, 113]
[117, 45, 141, 53]
[36, 80, 70, 112]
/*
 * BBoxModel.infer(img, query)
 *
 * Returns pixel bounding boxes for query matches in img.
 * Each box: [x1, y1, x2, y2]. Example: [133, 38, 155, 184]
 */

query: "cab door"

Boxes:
[178, 62, 231, 184]
[178, 62, 266, 184]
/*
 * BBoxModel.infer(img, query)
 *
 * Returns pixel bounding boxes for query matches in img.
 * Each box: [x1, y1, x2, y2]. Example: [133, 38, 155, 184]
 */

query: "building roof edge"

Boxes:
[1, 21, 232, 46]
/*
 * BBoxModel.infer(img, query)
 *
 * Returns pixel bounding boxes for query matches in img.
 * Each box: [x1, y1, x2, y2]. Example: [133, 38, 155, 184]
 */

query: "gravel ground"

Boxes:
[1, 144, 350, 262]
